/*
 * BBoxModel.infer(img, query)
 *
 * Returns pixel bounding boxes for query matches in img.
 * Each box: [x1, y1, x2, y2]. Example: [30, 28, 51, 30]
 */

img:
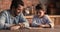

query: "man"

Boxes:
[0, 0, 29, 30]
[31, 4, 54, 28]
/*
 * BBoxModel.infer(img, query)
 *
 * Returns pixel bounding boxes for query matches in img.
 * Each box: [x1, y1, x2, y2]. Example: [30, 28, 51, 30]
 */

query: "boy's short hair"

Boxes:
[35, 4, 43, 11]
[35, 4, 46, 14]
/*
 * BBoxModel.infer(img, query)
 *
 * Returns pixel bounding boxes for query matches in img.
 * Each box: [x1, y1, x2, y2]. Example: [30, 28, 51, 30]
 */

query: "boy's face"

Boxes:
[15, 5, 24, 15]
[38, 10, 45, 17]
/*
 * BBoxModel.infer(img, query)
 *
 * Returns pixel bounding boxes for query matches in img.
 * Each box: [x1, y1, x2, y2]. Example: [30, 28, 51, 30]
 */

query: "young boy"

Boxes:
[31, 4, 54, 28]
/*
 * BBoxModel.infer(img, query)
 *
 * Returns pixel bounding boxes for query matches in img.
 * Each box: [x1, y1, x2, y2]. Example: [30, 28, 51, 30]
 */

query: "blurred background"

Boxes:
[0, 0, 60, 26]
[0, 0, 60, 15]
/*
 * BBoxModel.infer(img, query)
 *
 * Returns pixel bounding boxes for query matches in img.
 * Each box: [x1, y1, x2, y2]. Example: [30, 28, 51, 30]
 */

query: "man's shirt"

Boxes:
[0, 10, 29, 29]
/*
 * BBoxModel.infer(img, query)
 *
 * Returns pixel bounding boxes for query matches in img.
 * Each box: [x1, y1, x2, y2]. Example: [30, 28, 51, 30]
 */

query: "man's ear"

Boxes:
[11, 6, 15, 10]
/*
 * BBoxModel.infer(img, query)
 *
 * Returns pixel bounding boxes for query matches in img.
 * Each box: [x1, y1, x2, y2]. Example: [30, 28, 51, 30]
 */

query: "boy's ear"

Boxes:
[42, 9, 46, 14]
[44, 11, 46, 13]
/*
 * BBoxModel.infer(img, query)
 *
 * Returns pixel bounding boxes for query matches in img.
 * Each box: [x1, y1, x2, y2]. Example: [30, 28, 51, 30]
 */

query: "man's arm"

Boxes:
[0, 11, 15, 29]
[19, 13, 29, 28]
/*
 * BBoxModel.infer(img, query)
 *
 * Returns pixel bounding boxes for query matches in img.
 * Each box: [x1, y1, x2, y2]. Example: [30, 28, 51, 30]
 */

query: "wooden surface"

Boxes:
[0, 15, 60, 32]
[25, 15, 60, 25]
[0, 25, 60, 32]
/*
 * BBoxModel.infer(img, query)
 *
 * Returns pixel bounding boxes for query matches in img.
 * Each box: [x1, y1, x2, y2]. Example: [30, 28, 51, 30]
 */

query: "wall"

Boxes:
[0, 0, 12, 12]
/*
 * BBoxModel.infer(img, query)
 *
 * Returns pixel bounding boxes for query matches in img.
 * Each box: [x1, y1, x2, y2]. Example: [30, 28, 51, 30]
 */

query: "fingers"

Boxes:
[19, 23, 25, 28]
[10, 26, 20, 30]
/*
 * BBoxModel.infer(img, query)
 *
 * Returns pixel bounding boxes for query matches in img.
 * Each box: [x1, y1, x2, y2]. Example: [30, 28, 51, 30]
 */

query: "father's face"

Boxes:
[15, 5, 24, 15]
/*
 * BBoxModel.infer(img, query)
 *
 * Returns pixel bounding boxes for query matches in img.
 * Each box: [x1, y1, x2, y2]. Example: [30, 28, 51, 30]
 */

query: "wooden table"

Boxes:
[0, 25, 60, 32]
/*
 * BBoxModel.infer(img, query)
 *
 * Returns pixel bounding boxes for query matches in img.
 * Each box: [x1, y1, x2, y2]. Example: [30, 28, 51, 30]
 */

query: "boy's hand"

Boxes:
[39, 24, 50, 28]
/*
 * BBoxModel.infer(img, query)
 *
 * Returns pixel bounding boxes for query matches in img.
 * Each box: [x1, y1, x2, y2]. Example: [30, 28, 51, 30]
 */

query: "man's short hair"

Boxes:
[10, 0, 24, 9]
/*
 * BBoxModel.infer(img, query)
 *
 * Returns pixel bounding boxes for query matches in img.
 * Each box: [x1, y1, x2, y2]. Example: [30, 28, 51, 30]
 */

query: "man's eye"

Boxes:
[18, 9, 20, 10]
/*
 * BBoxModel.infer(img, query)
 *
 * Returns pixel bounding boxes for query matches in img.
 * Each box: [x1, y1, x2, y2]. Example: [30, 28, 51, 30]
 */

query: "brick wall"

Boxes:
[0, 0, 39, 13]
[0, 0, 39, 10]
[23, 0, 39, 8]
[0, 0, 12, 12]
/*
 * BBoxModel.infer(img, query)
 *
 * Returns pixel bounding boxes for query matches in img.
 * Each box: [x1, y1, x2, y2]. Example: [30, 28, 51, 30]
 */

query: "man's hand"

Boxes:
[10, 24, 16, 27]
[19, 23, 25, 28]
[10, 25, 20, 30]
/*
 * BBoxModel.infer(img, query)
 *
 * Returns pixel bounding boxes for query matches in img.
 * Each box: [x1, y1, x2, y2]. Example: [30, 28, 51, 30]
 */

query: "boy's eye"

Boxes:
[38, 12, 41, 13]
